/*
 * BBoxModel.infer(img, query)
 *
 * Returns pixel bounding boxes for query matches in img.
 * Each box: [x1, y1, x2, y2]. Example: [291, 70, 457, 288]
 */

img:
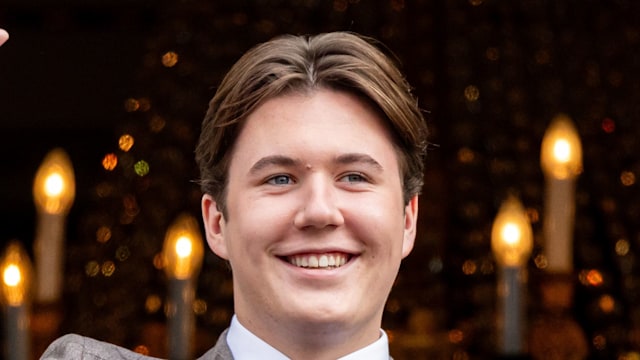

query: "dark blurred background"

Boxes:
[0, 0, 157, 247]
[2, 1, 640, 359]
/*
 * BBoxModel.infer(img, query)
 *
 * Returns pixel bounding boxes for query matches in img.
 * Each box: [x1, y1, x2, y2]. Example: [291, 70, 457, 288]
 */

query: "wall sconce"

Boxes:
[1, 241, 33, 360]
[491, 196, 533, 356]
[540, 114, 582, 273]
[162, 213, 204, 360]
[32, 148, 75, 304]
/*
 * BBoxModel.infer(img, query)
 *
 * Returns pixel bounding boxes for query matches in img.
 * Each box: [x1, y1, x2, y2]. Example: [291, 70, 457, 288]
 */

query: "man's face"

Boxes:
[202, 88, 418, 340]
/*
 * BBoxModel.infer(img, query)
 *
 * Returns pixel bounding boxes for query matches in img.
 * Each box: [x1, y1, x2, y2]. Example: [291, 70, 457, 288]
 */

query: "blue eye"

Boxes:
[267, 175, 293, 185]
[341, 173, 366, 183]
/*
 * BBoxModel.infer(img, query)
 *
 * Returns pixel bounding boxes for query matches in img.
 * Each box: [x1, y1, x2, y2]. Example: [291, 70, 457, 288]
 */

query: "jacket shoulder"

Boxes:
[40, 334, 162, 360]
[197, 329, 233, 360]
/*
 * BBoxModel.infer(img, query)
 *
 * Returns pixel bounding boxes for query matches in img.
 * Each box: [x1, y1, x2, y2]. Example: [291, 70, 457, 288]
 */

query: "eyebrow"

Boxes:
[249, 155, 301, 174]
[334, 153, 384, 171]
[248, 153, 384, 174]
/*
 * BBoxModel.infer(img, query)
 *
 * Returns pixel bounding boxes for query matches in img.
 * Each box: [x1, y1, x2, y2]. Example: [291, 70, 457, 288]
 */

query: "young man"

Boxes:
[42, 31, 428, 359]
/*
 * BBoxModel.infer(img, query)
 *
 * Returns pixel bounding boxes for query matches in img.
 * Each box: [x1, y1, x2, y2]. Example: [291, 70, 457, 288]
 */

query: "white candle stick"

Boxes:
[540, 114, 582, 274]
[163, 214, 204, 360]
[5, 303, 29, 360]
[32, 148, 75, 304]
[543, 177, 576, 273]
[1, 242, 32, 360]
[34, 213, 66, 303]
[498, 266, 525, 354]
[491, 196, 533, 355]
[167, 278, 196, 360]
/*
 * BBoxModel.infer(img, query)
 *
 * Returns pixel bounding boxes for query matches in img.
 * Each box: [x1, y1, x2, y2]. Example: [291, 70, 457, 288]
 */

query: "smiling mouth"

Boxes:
[284, 253, 351, 269]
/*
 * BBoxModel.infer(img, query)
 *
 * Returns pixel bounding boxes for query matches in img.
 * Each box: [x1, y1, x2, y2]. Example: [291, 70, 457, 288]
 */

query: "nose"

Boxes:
[293, 175, 345, 229]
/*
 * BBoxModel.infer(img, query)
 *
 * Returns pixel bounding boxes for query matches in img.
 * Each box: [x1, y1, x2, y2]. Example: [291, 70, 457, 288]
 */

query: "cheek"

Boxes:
[354, 191, 405, 223]
[346, 203, 406, 248]
[225, 198, 295, 250]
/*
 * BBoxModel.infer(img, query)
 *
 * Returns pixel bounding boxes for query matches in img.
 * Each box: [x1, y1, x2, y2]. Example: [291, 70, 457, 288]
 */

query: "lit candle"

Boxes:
[491, 196, 533, 356]
[1, 242, 33, 360]
[540, 114, 582, 273]
[163, 214, 204, 360]
[32, 148, 76, 304]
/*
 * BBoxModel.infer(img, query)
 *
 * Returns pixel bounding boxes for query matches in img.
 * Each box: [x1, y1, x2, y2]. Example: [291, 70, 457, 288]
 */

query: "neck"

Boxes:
[236, 312, 383, 360]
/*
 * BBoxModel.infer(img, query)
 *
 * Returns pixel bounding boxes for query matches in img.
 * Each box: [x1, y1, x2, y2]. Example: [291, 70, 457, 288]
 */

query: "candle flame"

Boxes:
[175, 237, 193, 258]
[501, 223, 522, 246]
[541, 114, 583, 180]
[44, 173, 65, 197]
[163, 214, 204, 280]
[3, 265, 21, 287]
[0, 242, 32, 306]
[491, 196, 533, 267]
[552, 139, 571, 163]
[33, 148, 76, 215]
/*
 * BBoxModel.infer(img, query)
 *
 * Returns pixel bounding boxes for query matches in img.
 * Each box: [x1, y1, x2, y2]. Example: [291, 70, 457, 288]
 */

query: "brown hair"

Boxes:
[196, 31, 428, 214]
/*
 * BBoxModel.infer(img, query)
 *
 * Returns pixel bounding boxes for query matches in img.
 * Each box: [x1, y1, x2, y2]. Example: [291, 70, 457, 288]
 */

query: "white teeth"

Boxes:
[287, 253, 349, 269]
[328, 256, 336, 266]
[319, 255, 328, 267]
[309, 256, 319, 267]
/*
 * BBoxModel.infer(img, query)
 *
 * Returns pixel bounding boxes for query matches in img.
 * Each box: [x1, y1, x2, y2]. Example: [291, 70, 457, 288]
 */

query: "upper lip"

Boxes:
[275, 246, 360, 257]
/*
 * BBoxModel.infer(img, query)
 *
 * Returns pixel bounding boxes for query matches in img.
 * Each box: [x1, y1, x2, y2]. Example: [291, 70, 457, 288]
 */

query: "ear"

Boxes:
[201, 194, 229, 260]
[401, 195, 419, 258]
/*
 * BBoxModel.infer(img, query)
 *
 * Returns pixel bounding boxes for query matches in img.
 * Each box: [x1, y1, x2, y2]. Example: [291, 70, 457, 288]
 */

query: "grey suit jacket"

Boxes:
[40, 330, 233, 360]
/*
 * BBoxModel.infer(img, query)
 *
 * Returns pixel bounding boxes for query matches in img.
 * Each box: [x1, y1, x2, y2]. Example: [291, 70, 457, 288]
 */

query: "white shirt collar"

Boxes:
[226, 315, 390, 360]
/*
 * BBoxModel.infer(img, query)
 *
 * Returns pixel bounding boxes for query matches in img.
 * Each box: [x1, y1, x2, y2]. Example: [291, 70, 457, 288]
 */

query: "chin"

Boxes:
[289, 312, 354, 331]
[286, 300, 373, 328]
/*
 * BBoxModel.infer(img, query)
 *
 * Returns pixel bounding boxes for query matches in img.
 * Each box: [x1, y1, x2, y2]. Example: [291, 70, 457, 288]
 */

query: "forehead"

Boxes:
[224, 89, 403, 175]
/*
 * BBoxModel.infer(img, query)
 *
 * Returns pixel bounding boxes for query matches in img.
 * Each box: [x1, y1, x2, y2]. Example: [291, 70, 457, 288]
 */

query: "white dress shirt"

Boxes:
[226, 315, 390, 360]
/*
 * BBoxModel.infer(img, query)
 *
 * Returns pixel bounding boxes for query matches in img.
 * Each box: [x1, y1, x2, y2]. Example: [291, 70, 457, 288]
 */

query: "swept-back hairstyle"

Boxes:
[196, 31, 428, 214]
